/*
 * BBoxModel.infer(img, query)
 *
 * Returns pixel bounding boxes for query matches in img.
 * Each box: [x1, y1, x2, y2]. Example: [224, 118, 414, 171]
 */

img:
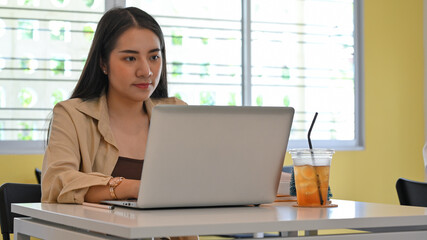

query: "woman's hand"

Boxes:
[115, 178, 140, 199]
[84, 178, 140, 203]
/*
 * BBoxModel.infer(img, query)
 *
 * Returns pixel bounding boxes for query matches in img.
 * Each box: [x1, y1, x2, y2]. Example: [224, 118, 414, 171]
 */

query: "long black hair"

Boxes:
[46, 8, 168, 146]
[71, 7, 168, 100]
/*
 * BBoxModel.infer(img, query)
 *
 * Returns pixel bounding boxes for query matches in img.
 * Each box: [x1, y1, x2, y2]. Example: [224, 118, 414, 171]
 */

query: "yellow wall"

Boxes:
[0, 155, 42, 184]
[331, 0, 425, 204]
[0, 0, 425, 205]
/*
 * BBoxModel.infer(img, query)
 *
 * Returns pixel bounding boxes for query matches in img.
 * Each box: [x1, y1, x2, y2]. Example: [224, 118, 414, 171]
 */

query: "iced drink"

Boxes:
[289, 149, 334, 207]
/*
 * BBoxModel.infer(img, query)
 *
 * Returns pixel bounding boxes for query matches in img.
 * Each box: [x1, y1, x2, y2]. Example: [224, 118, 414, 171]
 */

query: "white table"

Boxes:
[11, 199, 427, 240]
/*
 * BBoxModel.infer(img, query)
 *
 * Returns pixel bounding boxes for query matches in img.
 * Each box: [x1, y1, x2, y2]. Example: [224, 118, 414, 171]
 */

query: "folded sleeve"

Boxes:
[41, 103, 111, 203]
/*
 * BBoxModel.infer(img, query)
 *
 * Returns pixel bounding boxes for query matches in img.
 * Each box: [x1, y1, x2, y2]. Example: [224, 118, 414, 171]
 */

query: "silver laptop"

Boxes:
[102, 105, 294, 209]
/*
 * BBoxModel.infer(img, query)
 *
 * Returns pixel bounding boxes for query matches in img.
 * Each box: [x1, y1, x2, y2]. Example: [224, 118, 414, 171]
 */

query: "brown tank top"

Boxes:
[111, 156, 144, 180]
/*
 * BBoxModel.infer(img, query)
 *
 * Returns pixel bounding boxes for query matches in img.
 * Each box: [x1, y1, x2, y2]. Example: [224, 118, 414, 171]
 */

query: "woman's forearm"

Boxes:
[84, 179, 140, 203]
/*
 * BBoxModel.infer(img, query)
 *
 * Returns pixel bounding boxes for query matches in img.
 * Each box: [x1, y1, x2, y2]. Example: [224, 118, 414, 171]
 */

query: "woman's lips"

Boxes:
[134, 83, 151, 89]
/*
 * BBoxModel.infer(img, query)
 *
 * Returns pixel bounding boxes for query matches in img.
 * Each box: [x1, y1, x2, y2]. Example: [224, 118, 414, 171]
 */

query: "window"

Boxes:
[249, 0, 363, 150]
[0, 0, 104, 153]
[127, 0, 364, 150]
[0, 0, 363, 154]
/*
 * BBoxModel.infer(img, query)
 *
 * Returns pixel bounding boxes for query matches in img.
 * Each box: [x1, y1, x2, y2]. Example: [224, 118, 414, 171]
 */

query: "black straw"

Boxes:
[308, 112, 318, 150]
[307, 112, 323, 205]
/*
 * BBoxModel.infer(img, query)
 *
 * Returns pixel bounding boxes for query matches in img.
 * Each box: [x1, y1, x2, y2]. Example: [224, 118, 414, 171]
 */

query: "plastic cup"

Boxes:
[289, 149, 335, 206]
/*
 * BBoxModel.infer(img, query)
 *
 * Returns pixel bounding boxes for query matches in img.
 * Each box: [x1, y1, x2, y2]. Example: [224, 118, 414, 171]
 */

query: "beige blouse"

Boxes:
[41, 93, 186, 203]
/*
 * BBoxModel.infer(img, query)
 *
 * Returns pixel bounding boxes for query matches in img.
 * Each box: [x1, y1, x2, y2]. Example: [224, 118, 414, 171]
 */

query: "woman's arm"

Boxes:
[42, 101, 115, 203]
[84, 178, 140, 203]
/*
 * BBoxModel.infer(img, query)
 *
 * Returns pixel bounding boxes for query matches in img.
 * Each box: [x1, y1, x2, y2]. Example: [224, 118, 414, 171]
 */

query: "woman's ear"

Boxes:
[100, 59, 108, 75]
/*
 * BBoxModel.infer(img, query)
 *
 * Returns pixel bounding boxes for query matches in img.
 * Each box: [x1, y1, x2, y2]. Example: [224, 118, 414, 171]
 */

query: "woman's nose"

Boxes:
[136, 59, 152, 78]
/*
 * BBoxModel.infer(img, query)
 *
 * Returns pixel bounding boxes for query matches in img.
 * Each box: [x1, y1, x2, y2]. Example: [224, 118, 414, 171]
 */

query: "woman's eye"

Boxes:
[150, 55, 160, 61]
[125, 56, 136, 61]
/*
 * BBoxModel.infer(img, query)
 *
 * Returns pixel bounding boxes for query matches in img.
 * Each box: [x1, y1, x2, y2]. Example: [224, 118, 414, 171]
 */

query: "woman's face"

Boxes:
[104, 27, 162, 103]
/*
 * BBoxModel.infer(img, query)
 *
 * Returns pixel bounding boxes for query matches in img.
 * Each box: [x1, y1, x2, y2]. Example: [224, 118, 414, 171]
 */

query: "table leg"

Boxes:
[280, 231, 298, 237]
[253, 232, 264, 238]
[304, 230, 318, 236]
[13, 218, 30, 240]
[14, 218, 125, 240]
[14, 232, 30, 240]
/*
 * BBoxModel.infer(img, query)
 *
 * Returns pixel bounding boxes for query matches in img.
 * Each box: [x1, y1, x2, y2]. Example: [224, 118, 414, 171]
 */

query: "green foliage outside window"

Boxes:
[51, 59, 65, 75]
[18, 21, 34, 39]
[83, 25, 94, 41]
[228, 93, 236, 106]
[23, 0, 34, 6]
[283, 95, 290, 106]
[200, 63, 210, 77]
[174, 93, 182, 100]
[18, 88, 33, 107]
[256, 95, 263, 106]
[20, 58, 31, 72]
[201, 37, 208, 45]
[281, 66, 290, 80]
[50, 27, 65, 41]
[171, 62, 183, 78]
[84, 0, 95, 7]
[200, 92, 215, 105]
[51, 89, 64, 105]
[171, 32, 183, 45]
[17, 122, 33, 140]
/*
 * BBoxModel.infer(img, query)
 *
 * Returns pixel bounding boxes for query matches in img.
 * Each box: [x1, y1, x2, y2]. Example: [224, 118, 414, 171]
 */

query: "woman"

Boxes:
[41, 7, 186, 204]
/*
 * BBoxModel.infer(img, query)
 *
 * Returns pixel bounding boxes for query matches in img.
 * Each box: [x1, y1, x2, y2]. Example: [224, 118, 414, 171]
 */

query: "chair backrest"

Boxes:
[35, 168, 41, 184]
[396, 178, 427, 207]
[0, 183, 41, 240]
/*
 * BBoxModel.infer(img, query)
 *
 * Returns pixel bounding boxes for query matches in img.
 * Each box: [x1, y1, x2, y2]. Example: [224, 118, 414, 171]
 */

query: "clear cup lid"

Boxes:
[288, 148, 335, 155]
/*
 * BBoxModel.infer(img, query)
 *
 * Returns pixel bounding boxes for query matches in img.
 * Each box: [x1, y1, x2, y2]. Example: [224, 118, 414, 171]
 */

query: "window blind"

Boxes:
[0, 0, 104, 147]
[250, 0, 357, 145]
[127, 0, 363, 150]
[128, 0, 244, 106]
[0, 0, 363, 153]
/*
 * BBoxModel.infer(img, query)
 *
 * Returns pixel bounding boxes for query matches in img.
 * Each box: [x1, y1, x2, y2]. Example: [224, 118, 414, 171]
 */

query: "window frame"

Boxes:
[287, 0, 365, 151]
[0, 0, 364, 154]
